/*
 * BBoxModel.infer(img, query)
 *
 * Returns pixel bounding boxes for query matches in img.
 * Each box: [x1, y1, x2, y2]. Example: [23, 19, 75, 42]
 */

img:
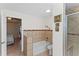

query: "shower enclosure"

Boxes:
[66, 13, 79, 56]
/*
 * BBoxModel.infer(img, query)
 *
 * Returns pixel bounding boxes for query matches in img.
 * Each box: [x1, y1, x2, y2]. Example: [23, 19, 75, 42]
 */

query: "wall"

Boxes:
[22, 15, 51, 30]
[0, 9, 52, 56]
[0, 3, 65, 56]
[52, 3, 65, 56]
[24, 30, 52, 43]
[42, 15, 53, 29]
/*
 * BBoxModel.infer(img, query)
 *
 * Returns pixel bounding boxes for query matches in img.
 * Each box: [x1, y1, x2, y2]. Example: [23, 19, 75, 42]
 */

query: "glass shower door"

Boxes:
[67, 14, 79, 56]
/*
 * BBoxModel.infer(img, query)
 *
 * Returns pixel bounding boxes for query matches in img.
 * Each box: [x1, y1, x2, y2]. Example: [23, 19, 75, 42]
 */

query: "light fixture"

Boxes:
[46, 9, 51, 13]
[7, 17, 12, 20]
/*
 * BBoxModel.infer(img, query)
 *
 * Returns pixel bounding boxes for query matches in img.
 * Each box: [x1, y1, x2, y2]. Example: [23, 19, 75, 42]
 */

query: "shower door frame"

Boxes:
[65, 12, 79, 56]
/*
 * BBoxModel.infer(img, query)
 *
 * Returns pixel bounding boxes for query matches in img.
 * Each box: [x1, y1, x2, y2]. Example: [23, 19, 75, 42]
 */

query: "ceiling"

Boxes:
[1, 3, 79, 17]
[0, 3, 53, 17]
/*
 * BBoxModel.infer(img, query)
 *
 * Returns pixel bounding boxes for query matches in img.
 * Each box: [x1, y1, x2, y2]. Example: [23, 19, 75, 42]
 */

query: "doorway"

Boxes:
[7, 17, 22, 56]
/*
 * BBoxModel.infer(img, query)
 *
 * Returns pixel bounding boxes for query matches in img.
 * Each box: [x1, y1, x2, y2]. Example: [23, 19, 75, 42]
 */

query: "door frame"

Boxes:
[63, 15, 68, 56]
[1, 9, 24, 56]
[64, 12, 79, 56]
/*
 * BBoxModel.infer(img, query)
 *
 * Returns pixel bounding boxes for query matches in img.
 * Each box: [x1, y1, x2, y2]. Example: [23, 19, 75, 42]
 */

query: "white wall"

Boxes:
[42, 15, 53, 29]
[0, 3, 65, 56]
[22, 15, 49, 30]
[52, 3, 65, 56]
[0, 9, 52, 56]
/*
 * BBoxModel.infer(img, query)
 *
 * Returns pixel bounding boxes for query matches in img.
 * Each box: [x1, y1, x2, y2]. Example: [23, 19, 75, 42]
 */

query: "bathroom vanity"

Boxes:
[23, 29, 53, 56]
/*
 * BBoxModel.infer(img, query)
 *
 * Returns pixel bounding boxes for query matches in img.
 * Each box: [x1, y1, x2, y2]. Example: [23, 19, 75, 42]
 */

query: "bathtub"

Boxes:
[33, 40, 52, 55]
